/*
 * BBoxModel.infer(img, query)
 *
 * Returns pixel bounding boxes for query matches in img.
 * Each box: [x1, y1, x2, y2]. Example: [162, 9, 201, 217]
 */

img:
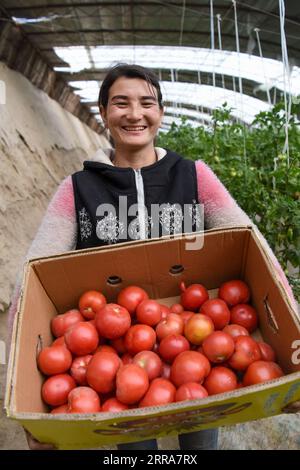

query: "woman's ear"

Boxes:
[99, 105, 107, 127]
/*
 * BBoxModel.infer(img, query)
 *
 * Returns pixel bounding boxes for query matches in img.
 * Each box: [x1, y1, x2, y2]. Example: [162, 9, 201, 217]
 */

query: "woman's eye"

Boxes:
[142, 102, 153, 107]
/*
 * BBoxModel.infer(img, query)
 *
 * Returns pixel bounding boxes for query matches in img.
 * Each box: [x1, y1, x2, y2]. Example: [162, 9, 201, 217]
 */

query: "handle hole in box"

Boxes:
[169, 264, 184, 275]
[107, 275, 122, 286]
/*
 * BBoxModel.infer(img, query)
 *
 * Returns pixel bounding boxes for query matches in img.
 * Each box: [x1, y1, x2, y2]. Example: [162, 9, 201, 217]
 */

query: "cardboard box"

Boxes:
[5, 226, 300, 449]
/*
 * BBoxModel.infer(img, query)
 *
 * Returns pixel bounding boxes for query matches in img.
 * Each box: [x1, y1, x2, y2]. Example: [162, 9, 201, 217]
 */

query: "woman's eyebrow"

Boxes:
[110, 95, 157, 101]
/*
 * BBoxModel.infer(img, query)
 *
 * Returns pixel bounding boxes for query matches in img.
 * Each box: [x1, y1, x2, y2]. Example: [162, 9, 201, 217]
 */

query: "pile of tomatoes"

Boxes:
[38, 280, 284, 414]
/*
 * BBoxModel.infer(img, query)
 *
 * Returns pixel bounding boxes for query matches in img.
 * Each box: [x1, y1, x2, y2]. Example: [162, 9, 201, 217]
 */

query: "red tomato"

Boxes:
[180, 311, 194, 325]
[158, 334, 190, 363]
[133, 351, 162, 380]
[51, 336, 67, 348]
[42, 374, 76, 406]
[70, 354, 93, 385]
[222, 324, 249, 339]
[228, 336, 261, 371]
[124, 324, 156, 355]
[78, 290, 106, 320]
[95, 345, 117, 355]
[116, 364, 149, 405]
[230, 304, 258, 333]
[218, 280, 250, 307]
[202, 331, 235, 363]
[257, 342, 276, 362]
[117, 286, 149, 316]
[110, 337, 127, 354]
[50, 404, 69, 414]
[64, 322, 99, 356]
[204, 366, 238, 395]
[136, 300, 162, 326]
[156, 313, 184, 341]
[180, 282, 209, 311]
[121, 353, 134, 365]
[38, 346, 72, 376]
[86, 351, 121, 393]
[170, 351, 211, 387]
[170, 303, 184, 314]
[243, 361, 284, 386]
[184, 314, 214, 345]
[67, 386, 101, 413]
[175, 382, 208, 402]
[102, 397, 129, 412]
[200, 299, 230, 330]
[139, 378, 176, 407]
[159, 304, 171, 319]
[161, 362, 171, 380]
[51, 309, 84, 338]
[95, 303, 131, 339]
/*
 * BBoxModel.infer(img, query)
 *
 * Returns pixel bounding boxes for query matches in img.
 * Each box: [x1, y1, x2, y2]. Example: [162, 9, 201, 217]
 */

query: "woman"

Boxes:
[8, 64, 296, 450]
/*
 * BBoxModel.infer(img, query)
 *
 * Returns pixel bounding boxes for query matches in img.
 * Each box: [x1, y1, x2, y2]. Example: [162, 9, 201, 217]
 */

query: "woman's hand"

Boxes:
[25, 430, 56, 450]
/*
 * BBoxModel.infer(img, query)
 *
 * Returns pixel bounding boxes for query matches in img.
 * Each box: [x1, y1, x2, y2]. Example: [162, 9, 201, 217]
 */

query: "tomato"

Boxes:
[230, 304, 258, 333]
[202, 331, 235, 363]
[51, 336, 67, 348]
[116, 364, 149, 405]
[95, 303, 131, 339]
[78, 290, 106, 320]
[161, 362, 171, 380]
[218, 280, 250, 307]
[102, 397, 129, 412]
[180, 311, 194, 325]
[110, 337, 127, 354]
[204, 366, 238, 395]
[170, 351, 211, 387]
[159, 304, 171, 319]
[117, 286, 149, 316]
[175, 382, 208, 402]
[67, 386, 101, 413]
[95, 345, 118, 355]
[200, 299, 230, 330]
[133, 351, 162, 380]
[64, 322, 99, 356]
[257, 342, 276, 362]
[38, 345, 72, 376]
[70, 355, 93, 385]
[121, 353, 134, 365]
[156, 313, 184, 341]
[139, 378, 176, 407]
[184, 314, 214, 345]
[136, 299, 162, 326]
[222, 324, 249, 339]
[42, 374, 76, 406]
[125, 324, 156, 355]
[243, 361, 284, 386]
[50, 404, 69, 414]
[158, 334, 190, 363]
[86, 351, 121, 393]
[180, 282, 209, 311]
[170, 303, 184, 314]
[51, 309, 84, 338]
[228, 336, 261, 371]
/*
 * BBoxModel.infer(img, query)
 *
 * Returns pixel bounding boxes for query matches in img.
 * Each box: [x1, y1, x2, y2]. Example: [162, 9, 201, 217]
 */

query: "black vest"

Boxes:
[72, 150, 200, 249]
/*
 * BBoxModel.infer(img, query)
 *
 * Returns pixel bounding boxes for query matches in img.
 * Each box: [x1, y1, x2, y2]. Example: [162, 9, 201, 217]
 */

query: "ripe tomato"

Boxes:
[117, 286, 149, 316]
[121, 353, 134, 365]
[170, 351, 211, 387]
[51, 336, 67, 348]
[133, 351, 162, 380]
[42, 374, 76, 406]
[202, 331, 235, 363]
[158, 334, 190, 363]
[125, 324, 156, 355]
[102, 397, 129, 412]
[228, 336, 261, 371]
[110, 337, 127, 354]
[170, 303, 184, 314]
[218, 280, 250, 307]
[222, 323, 249, 339]
[156, 313, 184, 341]
[159, 304, 171, 319]
[180, 311, 194, 325]
[136, 300, 162, 326]
[86, 351, 121, 393]
[204, 366, 238, 395]
[51, 309, 84, 338]
[180, 282, 209, 311]
[116, 364, 149, 405]
[243, 361, 284, 386]
[95, 345, 117, 355]
[64, 321, 99, 356]
[175, 382, 208, 402]
[50, 404, 69, 414]
[200, 299, 230, 330]
[38, 345, 72, 376]
[79, 290, 106, 320]
[161, 362, 171, 380]
[70, 354, 93, 385]
[230, 304, 258, 333]
[95, 303, 131, 339]
[139, 378, 176, 407]
[184, 314, 214, 345]
[67, 386, 101, 413]
[257, 342, 276, 362]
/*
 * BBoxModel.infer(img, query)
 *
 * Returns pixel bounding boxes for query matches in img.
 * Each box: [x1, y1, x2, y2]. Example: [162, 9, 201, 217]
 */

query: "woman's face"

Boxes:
[100, 76, 164, 152]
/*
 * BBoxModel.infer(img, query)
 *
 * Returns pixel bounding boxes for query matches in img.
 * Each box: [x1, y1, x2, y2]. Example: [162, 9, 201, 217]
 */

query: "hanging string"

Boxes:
[179, 0, 186, 46]
[279, 0, 291, 167]
[254, 28, 272, 105]
[217, 14, 225, 89]
[210, 0, 216, 88]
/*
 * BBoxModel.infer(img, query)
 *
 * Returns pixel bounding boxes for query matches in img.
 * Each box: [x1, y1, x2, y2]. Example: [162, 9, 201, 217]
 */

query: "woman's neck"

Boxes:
[113, 145, 157, 169]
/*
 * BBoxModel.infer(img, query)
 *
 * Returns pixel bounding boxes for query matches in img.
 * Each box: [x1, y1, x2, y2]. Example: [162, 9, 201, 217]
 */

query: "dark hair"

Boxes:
[98, 63, 163, 109]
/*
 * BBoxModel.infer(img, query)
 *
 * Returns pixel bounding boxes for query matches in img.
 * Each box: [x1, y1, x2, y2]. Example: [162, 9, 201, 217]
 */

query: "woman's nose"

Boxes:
[126, 104, 143, 120]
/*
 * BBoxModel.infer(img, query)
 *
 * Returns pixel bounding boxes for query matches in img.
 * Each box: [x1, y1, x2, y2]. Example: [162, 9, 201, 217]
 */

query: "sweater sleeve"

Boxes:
[195, 160, 298, 311]
[7, 175, 77, 335]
